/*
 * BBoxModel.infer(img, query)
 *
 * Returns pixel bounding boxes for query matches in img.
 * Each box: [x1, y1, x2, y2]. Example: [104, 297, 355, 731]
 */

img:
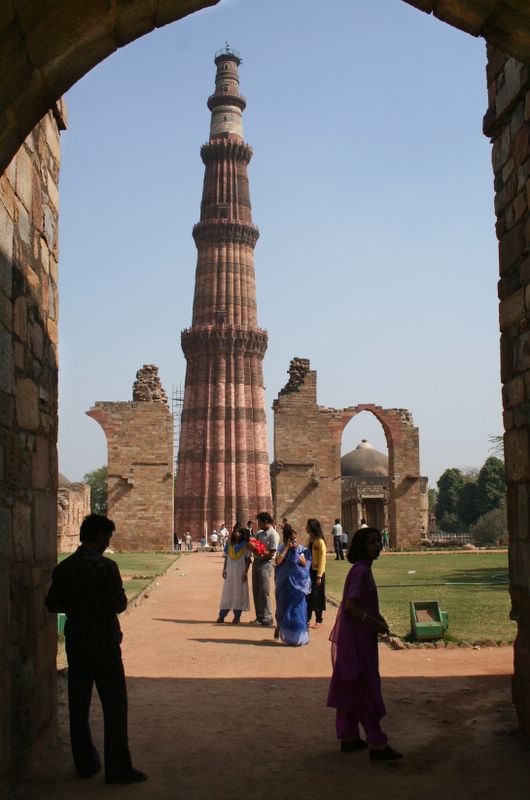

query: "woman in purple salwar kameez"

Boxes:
[327, 527, 402, 761]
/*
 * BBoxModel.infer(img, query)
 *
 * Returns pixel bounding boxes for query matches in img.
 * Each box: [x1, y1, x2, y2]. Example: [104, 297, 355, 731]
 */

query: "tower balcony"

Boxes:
[200, 139, 253, 165]
[192, 220, 259, 247]
[207, 92, 246, 112]
[181, 324, 268, 358]
[214, 46, 241, 65]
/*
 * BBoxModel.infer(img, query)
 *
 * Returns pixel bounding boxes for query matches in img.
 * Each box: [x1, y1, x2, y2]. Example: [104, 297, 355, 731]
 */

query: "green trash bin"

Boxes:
[410, 601, 448, 641]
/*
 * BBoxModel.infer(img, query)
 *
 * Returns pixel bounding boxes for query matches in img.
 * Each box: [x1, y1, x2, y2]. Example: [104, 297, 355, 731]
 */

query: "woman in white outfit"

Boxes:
[216, 525, 251, 624]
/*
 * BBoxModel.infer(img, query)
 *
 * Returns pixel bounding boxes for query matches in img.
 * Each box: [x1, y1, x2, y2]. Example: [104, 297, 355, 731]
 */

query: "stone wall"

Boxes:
[273, 362, 343, 544]
[273, 359, 422, 548]
[87, 366, 174, 552]
[484, 47, 530, 734]
[57, 481, 90, 553]
[0, 103, 65, 792]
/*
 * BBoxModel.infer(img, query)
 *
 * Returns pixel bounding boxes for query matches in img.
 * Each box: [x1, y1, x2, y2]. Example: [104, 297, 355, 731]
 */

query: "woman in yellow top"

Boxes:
[306, 518, 327, 629]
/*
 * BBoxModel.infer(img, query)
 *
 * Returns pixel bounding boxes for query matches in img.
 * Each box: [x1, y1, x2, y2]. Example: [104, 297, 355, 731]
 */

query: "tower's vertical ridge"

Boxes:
[175, 46, 272, 538]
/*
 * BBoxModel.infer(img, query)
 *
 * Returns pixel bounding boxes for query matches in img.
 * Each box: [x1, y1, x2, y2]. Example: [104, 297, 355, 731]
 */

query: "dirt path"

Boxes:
[13, 553, 530, 800]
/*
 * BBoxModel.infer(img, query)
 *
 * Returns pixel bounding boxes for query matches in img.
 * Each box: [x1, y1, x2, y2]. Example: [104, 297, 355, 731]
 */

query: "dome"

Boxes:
[341, 440, 388, 479]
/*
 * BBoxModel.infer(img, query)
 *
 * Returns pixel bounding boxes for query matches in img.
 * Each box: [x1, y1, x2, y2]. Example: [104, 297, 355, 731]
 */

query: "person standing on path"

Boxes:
[327, 527, 402, 761]
[332, 518, 344, 560]
[274, 524, 311, 646]
[45, 514, 147, 784]
[217, 524, 251, 624]
[306, 518, 327, 629]
[250, 511, 279, 626]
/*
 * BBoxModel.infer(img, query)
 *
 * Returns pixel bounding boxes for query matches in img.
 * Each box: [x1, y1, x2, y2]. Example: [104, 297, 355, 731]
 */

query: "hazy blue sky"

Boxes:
[58, 0, 501, 486]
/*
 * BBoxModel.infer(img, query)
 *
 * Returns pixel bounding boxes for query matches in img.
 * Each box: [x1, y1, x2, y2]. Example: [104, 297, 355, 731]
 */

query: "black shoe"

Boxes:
[260, 621, 274, 627]
[369, 746, 403, 761]
[106, 769, 148, 784]
[215, 617, 225, 623]
[232, 618, 241, 624]
[341, 739, 368, 752]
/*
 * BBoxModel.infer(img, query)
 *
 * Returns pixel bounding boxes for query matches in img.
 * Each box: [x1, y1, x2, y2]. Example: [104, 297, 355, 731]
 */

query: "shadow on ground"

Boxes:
[11, 673, 530, 800]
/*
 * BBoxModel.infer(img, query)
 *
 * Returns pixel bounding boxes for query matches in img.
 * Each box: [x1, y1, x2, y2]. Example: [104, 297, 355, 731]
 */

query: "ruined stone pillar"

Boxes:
[87, 365, 173, 552]
[175, 47, 272, 538]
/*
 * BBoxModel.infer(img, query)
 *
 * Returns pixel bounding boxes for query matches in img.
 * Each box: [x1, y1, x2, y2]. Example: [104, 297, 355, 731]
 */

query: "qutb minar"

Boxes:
[174, 46, 272, 538]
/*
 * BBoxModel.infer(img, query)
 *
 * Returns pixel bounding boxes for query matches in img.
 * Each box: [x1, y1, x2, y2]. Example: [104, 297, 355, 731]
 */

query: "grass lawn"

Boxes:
[58, 552, 179, 600]
[326, 551, 515, 643]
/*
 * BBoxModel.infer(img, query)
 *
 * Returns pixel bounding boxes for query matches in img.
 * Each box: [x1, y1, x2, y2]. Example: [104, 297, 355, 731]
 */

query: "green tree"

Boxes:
[457, 481, 481, 528]
[436, 468, 464, 524]
[83, 465, 108, 514]
[469, 503, 508, 546]
[437, 512, 462, 533]
[428, 488, 438, 514]
[477, 456, 505, 516]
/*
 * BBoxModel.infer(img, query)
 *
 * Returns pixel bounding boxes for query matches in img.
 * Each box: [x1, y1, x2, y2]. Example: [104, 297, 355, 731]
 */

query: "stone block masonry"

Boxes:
[484, 46, 530, 735]
[0, 101, 66, 793]
[87, 365, 173, 552]
[273, 359, 422, 549]
[57, 480, 90, 553]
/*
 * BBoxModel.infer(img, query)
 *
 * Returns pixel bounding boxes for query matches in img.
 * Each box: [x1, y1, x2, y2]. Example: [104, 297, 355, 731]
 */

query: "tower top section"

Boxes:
[207, 44, 246, 141]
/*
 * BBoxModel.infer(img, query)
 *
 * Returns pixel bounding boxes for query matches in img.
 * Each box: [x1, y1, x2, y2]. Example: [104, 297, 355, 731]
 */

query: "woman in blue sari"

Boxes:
[274, 524, 312, 646]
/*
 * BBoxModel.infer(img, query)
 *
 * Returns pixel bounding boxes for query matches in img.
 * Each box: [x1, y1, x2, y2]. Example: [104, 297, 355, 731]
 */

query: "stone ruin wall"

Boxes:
[273, 361, 343, 546]
[86, 365, 173, 552]
[57, 482, 91, 553]
[273, 359, 422, 549]
[485, 46, 530, 734]
[0, 104, 65, 791]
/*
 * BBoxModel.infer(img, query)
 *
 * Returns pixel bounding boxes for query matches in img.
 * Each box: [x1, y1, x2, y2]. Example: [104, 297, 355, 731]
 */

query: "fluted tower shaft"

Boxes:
[175, 47, 272, 538]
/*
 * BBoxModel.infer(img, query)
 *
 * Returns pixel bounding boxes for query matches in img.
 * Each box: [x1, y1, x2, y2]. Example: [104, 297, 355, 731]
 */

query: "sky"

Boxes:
[57, 0, 501, 486]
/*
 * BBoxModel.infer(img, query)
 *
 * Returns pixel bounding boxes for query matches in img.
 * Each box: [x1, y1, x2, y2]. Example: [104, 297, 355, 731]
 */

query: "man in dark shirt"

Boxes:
[45, 513, 147, 784]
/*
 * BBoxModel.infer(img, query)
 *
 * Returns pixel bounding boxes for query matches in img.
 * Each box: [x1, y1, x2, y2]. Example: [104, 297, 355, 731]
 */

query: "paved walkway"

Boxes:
[13, 553, 530, 800]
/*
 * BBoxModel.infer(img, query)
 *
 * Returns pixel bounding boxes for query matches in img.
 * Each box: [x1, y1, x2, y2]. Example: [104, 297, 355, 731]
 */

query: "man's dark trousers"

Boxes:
[334, 537, 344, 560]
[66, 639, 133, 780]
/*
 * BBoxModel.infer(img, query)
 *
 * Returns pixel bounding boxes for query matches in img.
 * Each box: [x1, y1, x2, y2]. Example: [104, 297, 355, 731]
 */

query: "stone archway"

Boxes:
[0, 2, 529, 175]
[272, 364, 421, 549]
[3, 0, 530, 790]
[341, 404, 421, 549]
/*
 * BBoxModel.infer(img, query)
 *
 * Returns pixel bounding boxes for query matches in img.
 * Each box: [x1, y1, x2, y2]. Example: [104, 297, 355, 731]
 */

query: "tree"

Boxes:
[488, 434, 504, 458]
[437, 512, 462, 533]
[456, 481, 481, 528]
[436, 468, 464, 524]
[469, 503, 508, 546]
[477, 456, 505, 517]
[83, 465, 108, 515]
[428, 488, 438, 515]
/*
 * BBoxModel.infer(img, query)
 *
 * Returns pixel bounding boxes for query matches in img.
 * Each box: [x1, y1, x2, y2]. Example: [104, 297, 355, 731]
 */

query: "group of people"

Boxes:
[216, 513, 328, 642]
[174, 531, 193, 551]
[45, 512, 401, 787]
[210, 523, 230, 551]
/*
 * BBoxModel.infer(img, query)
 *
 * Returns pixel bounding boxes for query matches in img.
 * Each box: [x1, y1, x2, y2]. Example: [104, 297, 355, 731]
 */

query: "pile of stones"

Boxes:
[279, 357, 310, 396]
[132, 364, 168, 405]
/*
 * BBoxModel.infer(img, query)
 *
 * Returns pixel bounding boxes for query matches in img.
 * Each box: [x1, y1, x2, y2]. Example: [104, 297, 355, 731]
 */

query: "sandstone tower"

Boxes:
[174, 46, 272, 538]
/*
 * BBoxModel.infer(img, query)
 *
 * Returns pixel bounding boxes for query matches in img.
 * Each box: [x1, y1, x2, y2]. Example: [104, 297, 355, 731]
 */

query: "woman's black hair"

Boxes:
[282, 523, 296, 544]
[347, 527, 381, 563]
[306, 518, 324, 538]
[230, 524, 246, 544]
